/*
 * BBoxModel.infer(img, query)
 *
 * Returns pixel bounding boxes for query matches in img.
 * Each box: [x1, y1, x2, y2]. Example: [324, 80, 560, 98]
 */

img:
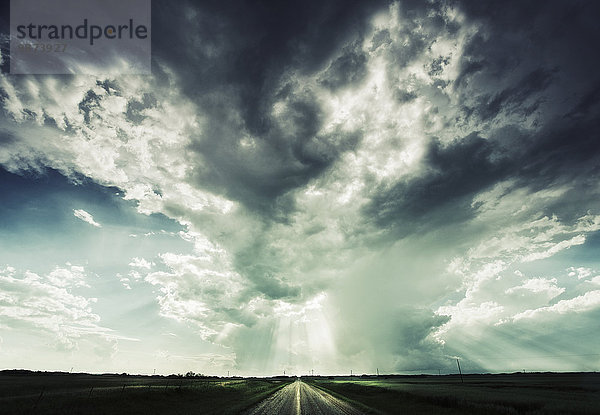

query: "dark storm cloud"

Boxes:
[186, 95, 354, 218]
[78, 90, 103, 124]
[125, 93, 158, 124]
[365, 0, 600, 236]
[242, 264, 301, 300]
[149, 0, 600, 240]
[79, 80, 154, 126]
[0, 129, 16, 145]
[153, 0, 387, 110]
[453, 59, 484, 90]
[456, 0, 600, 190]
[191, 111, 362, 218]
[385, 308, 450, 356]
[427, 55, 450, 77]
[233, 236, 302, 300]
[394, 89, 418, 103]
[364, 133, 514, 233]
[496, 114, 600, 224]
[565, 84, 600, 120]
[0, 2, 8, 73]
[454, 0, 600, 115]
[151, 0, 388, 215]
[319, 42, 368, 90]
[462, 67, 556, 122]
[2, 0, 600, 376]
[367, 112, 600, 235]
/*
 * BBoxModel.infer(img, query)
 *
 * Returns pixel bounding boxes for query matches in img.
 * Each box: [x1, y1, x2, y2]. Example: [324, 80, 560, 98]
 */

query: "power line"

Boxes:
[456, 359, 464, 383]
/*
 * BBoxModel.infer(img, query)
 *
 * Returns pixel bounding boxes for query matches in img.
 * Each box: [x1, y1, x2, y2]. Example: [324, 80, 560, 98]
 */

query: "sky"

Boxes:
[1, 0, 600, 377]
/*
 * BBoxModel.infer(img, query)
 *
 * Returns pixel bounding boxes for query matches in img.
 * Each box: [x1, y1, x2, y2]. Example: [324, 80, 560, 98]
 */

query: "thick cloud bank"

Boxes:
[1, 0, 600, 375]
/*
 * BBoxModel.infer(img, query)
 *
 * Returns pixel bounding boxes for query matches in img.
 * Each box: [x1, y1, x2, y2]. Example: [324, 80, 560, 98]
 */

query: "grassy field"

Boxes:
[0, 371, 292, 414]
[307, 373, 600, 414]
[2, 371, 599, 414]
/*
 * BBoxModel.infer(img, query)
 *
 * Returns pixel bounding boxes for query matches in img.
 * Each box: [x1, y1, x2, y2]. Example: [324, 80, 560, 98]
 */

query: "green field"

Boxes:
[307, 373, 600, 414]
[0, 371, 291, 414]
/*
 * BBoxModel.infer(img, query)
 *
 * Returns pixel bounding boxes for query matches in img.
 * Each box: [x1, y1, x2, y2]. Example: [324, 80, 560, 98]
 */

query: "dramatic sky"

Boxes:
[1, 0, 600, 376]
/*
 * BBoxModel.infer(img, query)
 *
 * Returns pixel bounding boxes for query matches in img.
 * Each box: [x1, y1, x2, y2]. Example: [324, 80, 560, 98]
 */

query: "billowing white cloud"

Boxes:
[144, 237, 250, 340]
[129, 257, 153, 269]
[0, 265, 121, 352]
[568, 267, 595, 280]
[116, 273, 132, 290]
[512, 291, 600, 321]
[46, 265, 88, 288]
[73, 209, 101, 228]
[505, 278, 564, 299]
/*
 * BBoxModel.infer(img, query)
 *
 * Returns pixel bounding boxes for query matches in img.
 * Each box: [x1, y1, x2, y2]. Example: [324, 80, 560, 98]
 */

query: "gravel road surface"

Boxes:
[245, 380, 364, 415]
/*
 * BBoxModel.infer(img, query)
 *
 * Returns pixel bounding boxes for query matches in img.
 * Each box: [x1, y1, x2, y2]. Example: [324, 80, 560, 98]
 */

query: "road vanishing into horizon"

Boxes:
[245, 380, 364, 415]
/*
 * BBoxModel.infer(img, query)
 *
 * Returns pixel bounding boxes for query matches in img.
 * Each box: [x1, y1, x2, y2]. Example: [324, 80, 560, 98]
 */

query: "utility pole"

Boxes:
[284, 370, 286, 376]
[227, 370, 229, 377]
[376, 368, 379, 376]
[350, 369, 353, 377]
[456, 359, 464, 383]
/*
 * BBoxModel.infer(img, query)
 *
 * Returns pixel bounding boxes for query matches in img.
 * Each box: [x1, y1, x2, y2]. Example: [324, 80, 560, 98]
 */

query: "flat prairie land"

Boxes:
[1, 371, 599, 414]
[0, 371, 291, 415]
[307, 372, 600, 414]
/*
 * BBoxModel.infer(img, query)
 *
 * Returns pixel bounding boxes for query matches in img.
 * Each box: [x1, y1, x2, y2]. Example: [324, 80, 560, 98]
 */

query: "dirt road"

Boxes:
[245, 379, 364, 415]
